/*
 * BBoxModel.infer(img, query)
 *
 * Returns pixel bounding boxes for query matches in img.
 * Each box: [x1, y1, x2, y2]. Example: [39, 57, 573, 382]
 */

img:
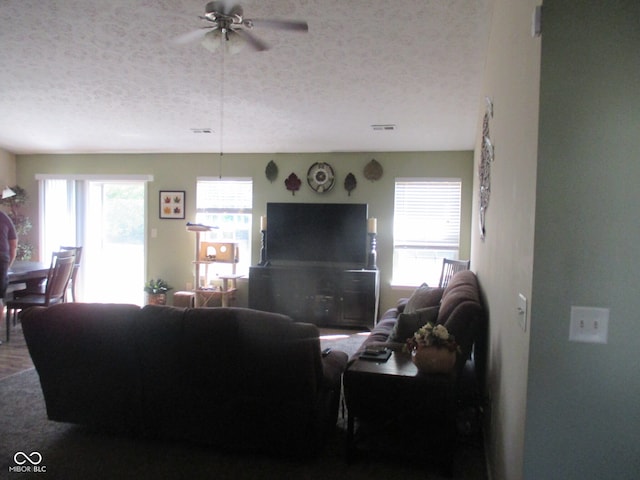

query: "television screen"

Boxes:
[266, 202, 368, 266]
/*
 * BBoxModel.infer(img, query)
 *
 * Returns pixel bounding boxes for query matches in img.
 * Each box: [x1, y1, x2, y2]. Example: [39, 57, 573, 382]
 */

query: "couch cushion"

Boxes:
[443, 301, 485, 368]
[404, 284, 445, 313]
[388, 306, 440, 343]
[21, 302, 143, 430]
[437, 270, 480, 324]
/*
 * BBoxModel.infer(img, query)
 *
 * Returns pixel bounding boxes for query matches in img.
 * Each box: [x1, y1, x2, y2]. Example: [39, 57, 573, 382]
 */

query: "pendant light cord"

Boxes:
[219, 31, 226, 178]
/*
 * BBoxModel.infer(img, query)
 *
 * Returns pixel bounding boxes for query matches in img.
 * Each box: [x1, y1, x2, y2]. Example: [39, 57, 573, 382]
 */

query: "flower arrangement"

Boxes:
[144, 278, 173, 294]
[405, 323, 460, 353]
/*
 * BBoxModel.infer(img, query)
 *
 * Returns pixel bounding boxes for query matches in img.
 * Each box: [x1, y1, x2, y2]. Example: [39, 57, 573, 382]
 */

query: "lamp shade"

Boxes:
[2, 187, 16, 199]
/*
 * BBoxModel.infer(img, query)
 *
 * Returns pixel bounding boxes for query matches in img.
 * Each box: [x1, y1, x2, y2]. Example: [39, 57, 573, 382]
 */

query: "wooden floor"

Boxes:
[0, 319, 34, 380]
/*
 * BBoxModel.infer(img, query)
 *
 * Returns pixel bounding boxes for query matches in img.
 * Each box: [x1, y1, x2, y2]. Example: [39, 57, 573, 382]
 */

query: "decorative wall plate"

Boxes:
[344, 172, 357, 196]
[265, 160, 278, 182]
[307, 162, 335, 193]
[363, 158, 383, 181]
[479, 97, 494, 240]
[285, 172, 301, 195]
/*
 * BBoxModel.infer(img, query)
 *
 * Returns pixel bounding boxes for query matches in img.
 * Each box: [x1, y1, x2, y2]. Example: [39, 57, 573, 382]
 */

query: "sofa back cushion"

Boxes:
[134, 305, 324, 450]
[437, 270, 481, 323]
[21, 302, 143, 430]
[436, 270, 485, 371]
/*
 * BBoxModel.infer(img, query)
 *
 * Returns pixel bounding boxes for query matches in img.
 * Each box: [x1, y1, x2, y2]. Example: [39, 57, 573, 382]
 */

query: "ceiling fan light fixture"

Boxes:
[201, 29, 245, 54]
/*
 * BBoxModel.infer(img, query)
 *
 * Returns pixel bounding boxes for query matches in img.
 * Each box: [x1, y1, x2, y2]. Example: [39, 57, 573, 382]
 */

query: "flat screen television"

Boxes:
[266, 202, 368, 266]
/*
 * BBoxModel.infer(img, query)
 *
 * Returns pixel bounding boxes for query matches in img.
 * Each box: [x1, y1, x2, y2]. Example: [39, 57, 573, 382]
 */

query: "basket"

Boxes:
[411, 346, 456, 374]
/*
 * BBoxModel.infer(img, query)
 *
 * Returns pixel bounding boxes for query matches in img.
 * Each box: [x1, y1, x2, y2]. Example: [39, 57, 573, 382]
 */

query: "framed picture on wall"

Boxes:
[159, 190, 185, 219]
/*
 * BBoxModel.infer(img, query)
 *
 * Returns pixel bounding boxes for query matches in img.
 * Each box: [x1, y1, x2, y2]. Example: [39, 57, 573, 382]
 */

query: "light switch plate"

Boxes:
[569, 306, 609, 344]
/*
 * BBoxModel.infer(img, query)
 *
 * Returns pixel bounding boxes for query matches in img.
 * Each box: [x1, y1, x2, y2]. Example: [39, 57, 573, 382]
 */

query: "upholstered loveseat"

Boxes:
[354, 270, 487, 386]
[21, 303, 348, 456]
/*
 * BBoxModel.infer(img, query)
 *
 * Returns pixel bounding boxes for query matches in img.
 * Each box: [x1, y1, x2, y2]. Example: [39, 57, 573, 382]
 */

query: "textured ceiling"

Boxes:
[0, 0, 491, 154]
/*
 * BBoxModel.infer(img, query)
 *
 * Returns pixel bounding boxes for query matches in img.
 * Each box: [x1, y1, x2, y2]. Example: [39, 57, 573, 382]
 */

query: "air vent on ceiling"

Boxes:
[191, 128, 213, 134]
[371, 124, 396, 131]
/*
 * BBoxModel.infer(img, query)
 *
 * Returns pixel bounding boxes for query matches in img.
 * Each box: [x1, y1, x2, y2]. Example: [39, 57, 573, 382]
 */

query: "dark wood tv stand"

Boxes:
[248, 265, 380, 329]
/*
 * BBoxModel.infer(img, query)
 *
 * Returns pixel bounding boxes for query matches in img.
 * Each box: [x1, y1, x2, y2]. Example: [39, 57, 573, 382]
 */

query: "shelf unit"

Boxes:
[187, 224, 242, 307]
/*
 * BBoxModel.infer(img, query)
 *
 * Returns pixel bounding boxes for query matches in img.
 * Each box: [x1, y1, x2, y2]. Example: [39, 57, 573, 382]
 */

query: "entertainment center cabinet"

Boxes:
[248, 265, 380, 329]
[250, 202, 379, 329]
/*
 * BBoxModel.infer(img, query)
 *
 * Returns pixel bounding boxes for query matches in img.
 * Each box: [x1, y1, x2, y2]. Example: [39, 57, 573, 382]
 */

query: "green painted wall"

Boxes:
[524, 1, 640, 478]
[16, 150, 473, 312]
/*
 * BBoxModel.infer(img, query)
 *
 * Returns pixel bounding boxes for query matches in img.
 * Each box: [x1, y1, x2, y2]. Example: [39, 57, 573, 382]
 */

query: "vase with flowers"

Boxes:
[405, 323, 460, 374]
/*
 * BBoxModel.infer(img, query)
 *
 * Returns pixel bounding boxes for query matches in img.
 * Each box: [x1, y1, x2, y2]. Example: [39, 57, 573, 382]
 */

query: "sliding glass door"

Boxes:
[39, 176, 148, 305]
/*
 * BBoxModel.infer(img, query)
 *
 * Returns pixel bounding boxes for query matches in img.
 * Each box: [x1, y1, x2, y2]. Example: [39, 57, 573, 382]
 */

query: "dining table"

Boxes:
[7, 260, 50, 290]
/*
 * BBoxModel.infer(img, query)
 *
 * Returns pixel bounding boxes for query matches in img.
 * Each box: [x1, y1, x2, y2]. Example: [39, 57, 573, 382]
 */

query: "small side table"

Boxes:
[218, 273, 243, 307]
[194, 274, 243, 307]
[344, 350, 457, 476]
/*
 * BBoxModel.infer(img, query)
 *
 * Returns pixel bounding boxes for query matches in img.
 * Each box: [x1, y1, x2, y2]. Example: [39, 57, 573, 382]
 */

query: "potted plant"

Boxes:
[144, 278, 172, 305]
[405, 322, 460, 374]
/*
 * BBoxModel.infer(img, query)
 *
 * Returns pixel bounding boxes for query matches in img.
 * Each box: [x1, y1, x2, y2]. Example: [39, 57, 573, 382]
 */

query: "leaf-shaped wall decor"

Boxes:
[284, 172, 301, 195]
[344, 173, 357, 196]
[265, 160, 278, 182]
[363, 158, 383, 181]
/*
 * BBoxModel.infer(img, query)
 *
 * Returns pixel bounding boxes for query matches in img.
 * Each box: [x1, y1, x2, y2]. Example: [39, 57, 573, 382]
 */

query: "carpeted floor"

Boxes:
[319, 330, 371, 359]
[1, 331, 487, 480]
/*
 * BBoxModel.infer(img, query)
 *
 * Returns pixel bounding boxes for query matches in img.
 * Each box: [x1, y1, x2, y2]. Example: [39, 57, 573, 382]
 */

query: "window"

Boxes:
[196, 178, 253, 276]
[392, 178, 462, 287]
[38, 175, 148, 305]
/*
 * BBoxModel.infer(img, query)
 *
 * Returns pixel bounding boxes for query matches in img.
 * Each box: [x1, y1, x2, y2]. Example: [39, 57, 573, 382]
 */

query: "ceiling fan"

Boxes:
[174, 1, 309, 52]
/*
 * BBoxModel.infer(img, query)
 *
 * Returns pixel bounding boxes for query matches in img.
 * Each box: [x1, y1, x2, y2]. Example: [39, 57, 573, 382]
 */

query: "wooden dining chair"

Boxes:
[438, 258, 471, 288]
[11, 245, 83, 302]
[60, 246, 83, 302]
[5, 250, 76, 342]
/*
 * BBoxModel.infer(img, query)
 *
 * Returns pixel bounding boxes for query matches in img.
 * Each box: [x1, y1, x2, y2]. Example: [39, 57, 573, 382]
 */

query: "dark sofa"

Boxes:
[354, 270, 487, 393]
[21, 303, 348, 456]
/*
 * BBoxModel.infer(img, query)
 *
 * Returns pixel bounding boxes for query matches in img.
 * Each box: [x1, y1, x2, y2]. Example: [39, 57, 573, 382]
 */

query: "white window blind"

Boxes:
[196, 179, 253, 212]
[393, 179, 462, 286]
[196, 178, 253, 275]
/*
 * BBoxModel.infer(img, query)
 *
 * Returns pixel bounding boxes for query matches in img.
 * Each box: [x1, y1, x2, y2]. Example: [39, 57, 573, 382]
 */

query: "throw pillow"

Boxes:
[388, 306, 440, 343]
[404, 284, 445, 313]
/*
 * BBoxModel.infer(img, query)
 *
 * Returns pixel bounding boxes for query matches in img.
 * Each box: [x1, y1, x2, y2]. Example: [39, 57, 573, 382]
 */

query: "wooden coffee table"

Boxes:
[344, 350, 457, 476]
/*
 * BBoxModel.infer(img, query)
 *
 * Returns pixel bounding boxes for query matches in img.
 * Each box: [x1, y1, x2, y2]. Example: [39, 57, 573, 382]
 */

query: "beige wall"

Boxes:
[0, 148, 17, 187]
[470, 1, 541, 479]
[16, 150, 473, 313]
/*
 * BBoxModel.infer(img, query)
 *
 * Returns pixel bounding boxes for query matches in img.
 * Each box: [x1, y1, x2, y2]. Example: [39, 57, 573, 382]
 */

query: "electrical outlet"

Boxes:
[569, 306, 609, 344]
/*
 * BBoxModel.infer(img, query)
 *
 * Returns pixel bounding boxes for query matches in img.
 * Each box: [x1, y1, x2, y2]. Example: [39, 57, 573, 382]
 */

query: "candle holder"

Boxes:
[258, 229, 269, 266]
[367, 232, 377, 270]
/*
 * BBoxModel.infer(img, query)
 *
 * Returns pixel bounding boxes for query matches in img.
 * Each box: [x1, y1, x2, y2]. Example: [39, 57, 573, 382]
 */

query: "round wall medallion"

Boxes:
[307, 162, 335, 193]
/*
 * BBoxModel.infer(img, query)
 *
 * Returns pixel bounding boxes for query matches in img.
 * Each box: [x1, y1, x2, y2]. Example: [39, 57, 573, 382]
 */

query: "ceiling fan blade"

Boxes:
[248, 19, 308, 32]
[172, 27, 217, 45]
[233, 28, 269, 52]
